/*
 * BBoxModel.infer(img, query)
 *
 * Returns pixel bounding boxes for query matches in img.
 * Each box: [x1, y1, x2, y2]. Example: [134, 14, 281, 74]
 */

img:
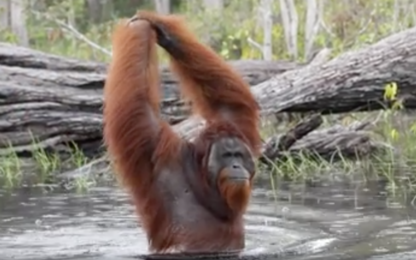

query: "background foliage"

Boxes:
[2, 0, 415, 63]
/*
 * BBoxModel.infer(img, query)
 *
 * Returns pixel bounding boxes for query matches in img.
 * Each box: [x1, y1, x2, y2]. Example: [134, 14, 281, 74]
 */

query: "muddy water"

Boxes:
[0, 180, 416, 260]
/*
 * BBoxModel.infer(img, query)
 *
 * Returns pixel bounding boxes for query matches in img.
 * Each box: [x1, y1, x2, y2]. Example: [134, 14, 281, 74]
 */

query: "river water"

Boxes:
[0, 179, 415, 260]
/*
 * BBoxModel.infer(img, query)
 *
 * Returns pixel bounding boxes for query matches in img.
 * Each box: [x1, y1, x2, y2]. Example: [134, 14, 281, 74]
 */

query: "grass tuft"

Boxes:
[0, 134, 97, 191]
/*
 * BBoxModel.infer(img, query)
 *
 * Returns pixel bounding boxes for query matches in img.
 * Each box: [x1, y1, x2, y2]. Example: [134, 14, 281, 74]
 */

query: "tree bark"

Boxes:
[253, 26, 416, 115]
[260, 115, 379, 165]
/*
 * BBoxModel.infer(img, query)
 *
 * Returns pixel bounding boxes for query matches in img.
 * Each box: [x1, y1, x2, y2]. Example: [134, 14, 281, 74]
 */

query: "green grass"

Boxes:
[0, 143, 23, 188]
[0, 136, 98, 191]
[257, 109, 416, 205]
[31, 142, 61, 184]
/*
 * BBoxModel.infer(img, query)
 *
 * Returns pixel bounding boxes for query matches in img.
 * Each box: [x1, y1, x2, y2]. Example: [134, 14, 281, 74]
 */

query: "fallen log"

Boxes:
[174, 25, 416, 137]
[0, 41, 300, 100]
[2, 25, 414, 165]
[0, 42, 301, 155]
[253, 26, 416, 115]
[260, 115, 380, 165]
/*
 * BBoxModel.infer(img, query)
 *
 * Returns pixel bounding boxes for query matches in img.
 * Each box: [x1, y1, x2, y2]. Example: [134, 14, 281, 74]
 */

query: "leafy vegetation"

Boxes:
[2, 1, 414, 62]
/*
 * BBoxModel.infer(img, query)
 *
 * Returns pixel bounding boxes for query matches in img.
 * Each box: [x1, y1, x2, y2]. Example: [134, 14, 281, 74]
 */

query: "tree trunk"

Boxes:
[0, 0, 29, 47]
[203, 0, 223, 10]
[0, 0, 8, 31]
[154, 0, 171, 14]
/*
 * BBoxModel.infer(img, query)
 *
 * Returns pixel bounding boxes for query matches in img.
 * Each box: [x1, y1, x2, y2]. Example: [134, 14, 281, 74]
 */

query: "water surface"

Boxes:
[1, 179, 416, 260]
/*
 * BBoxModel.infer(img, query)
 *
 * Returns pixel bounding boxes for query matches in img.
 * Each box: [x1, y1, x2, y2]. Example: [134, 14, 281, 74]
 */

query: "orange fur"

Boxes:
[103, 19, 180, 250]
[218, 168, 252, 215]
[137, 11, 262, 155]
[103, 12, 261, 254]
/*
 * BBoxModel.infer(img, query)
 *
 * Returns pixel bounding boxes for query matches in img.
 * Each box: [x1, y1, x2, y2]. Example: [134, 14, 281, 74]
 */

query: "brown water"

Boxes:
[0, 180, 416, 260]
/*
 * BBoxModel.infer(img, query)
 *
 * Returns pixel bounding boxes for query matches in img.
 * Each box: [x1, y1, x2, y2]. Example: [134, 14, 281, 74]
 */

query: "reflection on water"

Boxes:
[0, 179, 416, 260]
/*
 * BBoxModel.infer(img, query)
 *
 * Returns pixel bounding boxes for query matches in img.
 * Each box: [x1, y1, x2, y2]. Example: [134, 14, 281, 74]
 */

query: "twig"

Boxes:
[31, 10, 112, 57]
[54, 19, 112, 56]
[247, 37, 264, 53]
